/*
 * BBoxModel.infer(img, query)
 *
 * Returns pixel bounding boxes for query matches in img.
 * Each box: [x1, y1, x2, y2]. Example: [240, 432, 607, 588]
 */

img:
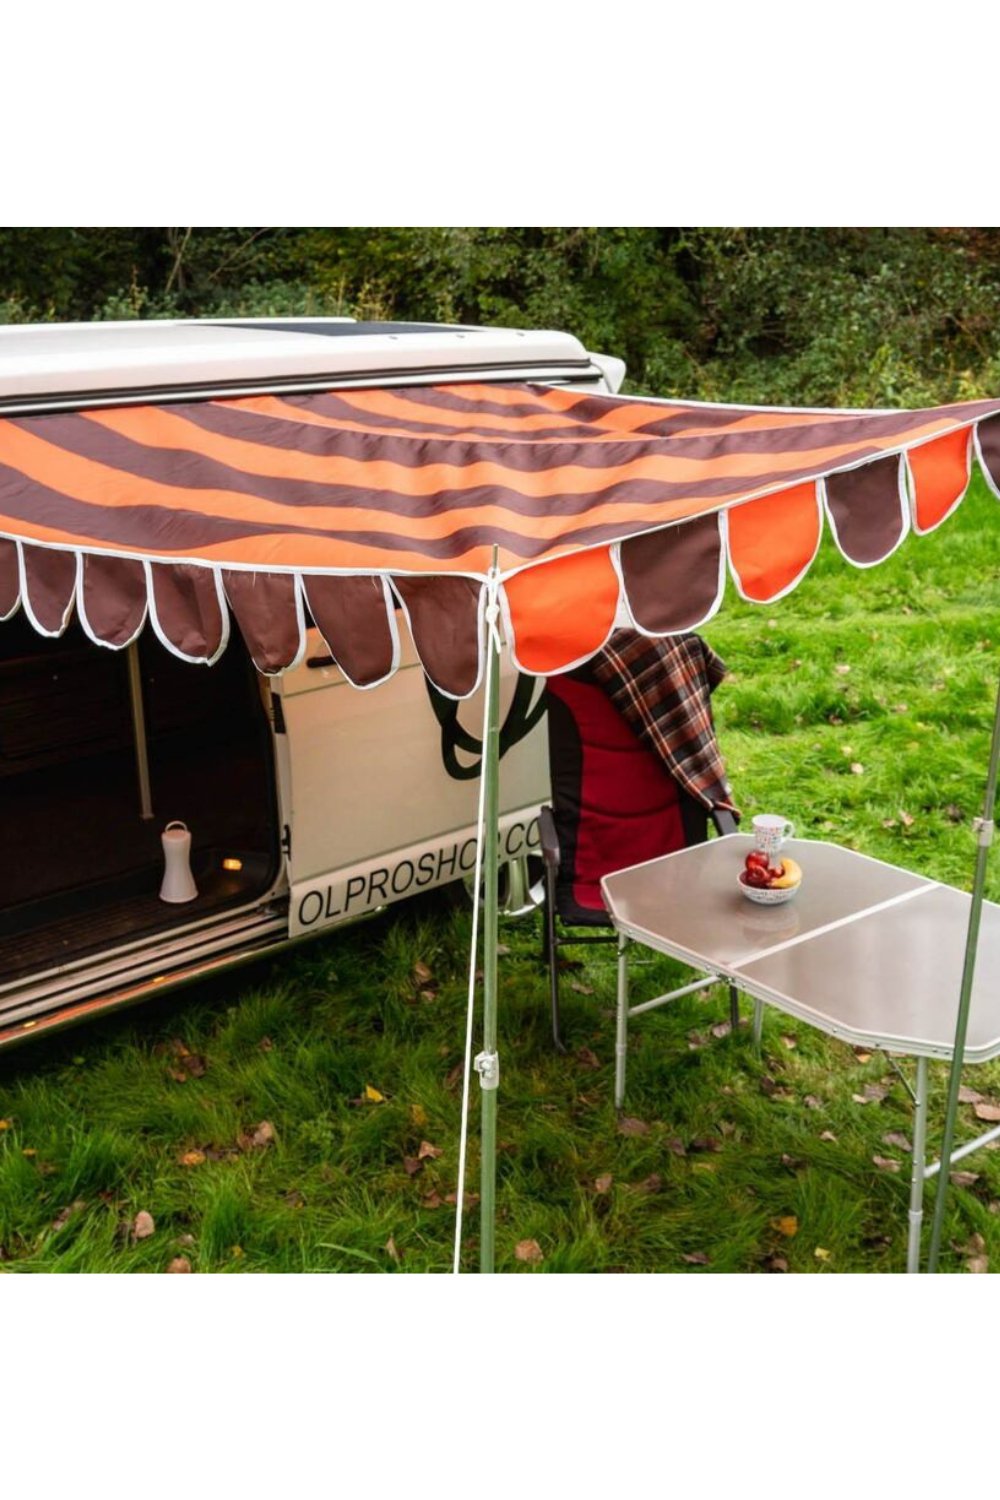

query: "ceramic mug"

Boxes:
[752, 813, 795, 857]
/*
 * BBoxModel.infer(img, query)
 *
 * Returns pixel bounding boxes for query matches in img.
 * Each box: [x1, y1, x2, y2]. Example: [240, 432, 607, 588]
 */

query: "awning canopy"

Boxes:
[2, 381, 999, 695]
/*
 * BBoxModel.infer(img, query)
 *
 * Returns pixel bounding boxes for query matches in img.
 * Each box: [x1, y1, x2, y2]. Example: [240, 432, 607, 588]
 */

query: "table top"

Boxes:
[601, 834, 1000, 1062]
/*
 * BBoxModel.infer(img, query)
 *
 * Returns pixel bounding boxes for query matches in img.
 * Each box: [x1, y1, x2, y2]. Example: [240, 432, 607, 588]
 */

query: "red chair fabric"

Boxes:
[545, 672, 695, 923]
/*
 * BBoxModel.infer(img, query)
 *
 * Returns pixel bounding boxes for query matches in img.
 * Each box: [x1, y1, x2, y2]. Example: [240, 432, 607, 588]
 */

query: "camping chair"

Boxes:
[539, 656, 738, 1052]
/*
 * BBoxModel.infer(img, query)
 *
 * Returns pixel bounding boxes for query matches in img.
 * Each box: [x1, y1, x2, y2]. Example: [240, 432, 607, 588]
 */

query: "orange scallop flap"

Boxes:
[503, 546, 619, 674]
[727, 482, 821, 603]
[907, 427, 971, 534]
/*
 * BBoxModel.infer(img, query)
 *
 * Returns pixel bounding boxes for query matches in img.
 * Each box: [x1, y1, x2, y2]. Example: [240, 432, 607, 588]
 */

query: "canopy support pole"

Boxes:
[126, 641, 154, 821]
[926, 667, 1000, 1272]
[477, 561, 502, 1274]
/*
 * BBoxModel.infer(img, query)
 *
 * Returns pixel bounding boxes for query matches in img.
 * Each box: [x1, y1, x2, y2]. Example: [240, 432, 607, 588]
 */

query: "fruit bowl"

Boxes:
[738, 871, 799, 905]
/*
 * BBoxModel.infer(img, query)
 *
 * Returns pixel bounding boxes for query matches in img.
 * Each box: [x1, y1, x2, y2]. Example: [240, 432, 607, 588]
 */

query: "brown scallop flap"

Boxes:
[392, 575, 483, 698]
[0, 538, 19, 619]
[223, 570, 304, 675]
[824, 455, 907, 565]
[21, 543, 78, 635]
[620, 514, 724, 633]
[976, 413, 1000, 499]
[80, 554, 147, 647]
[149, 562, 228, 663]
[303, 574, 397, 687]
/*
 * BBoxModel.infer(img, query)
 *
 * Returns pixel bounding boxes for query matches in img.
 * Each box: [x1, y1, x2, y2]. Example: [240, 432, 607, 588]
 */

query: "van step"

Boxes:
[0, 860, 272, 986]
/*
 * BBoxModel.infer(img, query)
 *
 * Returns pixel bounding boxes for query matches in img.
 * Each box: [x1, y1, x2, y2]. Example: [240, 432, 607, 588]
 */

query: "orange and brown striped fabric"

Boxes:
[1, 382, 999, 694]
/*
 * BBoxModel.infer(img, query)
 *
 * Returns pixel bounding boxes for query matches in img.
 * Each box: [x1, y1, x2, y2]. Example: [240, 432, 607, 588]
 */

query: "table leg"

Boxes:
[907, 1056, 929, 1274]
[729, 984, 740, 1031]
[752, 998, 764, 1053]
[615, 934, 629, 1110]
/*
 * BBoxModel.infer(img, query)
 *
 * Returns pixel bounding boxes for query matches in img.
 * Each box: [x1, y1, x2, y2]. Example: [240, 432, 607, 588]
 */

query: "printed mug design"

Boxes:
[752, 814, 795, 856]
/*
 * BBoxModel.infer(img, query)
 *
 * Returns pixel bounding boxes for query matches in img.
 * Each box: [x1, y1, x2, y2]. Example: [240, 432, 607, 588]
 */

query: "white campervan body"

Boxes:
[0, 318, 625, 1046]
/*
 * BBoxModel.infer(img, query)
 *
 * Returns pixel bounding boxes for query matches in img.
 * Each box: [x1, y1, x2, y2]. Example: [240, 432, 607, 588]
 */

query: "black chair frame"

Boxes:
[539, 803, 739, 1052]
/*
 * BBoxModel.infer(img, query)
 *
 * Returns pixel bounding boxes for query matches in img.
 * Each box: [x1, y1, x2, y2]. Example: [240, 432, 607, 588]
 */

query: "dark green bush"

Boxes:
[3, 227, 999, 405]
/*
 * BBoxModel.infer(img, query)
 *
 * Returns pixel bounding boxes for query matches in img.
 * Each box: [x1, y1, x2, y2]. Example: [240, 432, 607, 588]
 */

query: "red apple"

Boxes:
[745, 851, 769, 872]
[765, 863, 785, 886]
[744, 865, 770, 888]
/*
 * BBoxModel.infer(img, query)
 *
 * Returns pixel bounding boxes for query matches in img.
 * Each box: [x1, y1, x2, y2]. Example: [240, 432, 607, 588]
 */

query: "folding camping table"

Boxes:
[601, 834, 1000, 1273]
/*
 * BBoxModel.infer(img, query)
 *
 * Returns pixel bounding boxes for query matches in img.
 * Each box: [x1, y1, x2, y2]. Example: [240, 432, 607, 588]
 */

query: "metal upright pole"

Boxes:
[126, 641, 154, 820]
[926, 668, 1000, 1272]
[477, 560, 502, 1274]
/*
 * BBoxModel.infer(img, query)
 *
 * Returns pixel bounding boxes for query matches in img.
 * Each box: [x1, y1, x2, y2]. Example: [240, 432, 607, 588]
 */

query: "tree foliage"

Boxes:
[2, 227, 999, 404]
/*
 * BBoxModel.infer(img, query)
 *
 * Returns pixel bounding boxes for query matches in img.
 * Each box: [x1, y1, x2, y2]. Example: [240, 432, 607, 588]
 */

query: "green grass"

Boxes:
[2, 476, 999, 1274]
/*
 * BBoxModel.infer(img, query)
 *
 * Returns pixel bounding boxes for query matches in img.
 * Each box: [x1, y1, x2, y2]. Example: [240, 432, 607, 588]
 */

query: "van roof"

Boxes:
[0, 317, 606, 411]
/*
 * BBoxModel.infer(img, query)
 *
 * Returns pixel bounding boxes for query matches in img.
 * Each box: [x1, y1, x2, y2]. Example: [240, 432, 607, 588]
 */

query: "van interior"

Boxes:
[0, 616, 281, 987]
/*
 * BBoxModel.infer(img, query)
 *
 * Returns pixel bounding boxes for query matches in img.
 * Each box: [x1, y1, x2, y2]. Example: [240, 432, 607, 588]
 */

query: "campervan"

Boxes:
[0, 318, 625, 1046]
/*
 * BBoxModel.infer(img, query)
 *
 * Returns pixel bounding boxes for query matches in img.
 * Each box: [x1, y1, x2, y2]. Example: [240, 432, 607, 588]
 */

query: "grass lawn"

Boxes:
[2, 475, 999, 1274]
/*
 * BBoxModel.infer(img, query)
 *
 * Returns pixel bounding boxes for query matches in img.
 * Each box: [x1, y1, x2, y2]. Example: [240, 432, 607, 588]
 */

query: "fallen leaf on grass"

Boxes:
[899, 810, 915, 828]
[21, 1148, 36, 1158]
[850, 763, 865, 776]
[967, 1255, 989, 1273]
[687, 1032, 708, 1050]
[682, 1251, 710, 1266]
[409, 1103, 428, 1128]
[819, 1130, 838, 1142]
[230, 1245, 244, 1259]
[593, 1173, 613, 1195]
[974, 1101, 1000, 1123]
[852, 1083, 888, 1105]
[959, 1085, 984, 1104]
[283, 1190, 305, 1209]
[770, 1215, 799, 1238]
[617, 1117, 650, 1137]
[403, 1156, 423, 1177]
[711, 1021, 732, 1040]
[872, 1156, 901, 1173]
[814, 1247, 832, 1262]
[0, 1119, 10, 1130]
[763, 1254, 788, 1273]
[666, 1138, 687, 1157]
[51, 1200, 86, 1232]
[363, 1085, 386, 1104]
[781, 1153, 805, 1171]
[417, 1140, 442, 1160]
[690, 1136, 722, 1154]
[626, 1174, 662, 1195]
[251, 1120, 275, 1148]
[515, 1239, 544, 1265]
[803, 1095, 823, 1110]
[854, 1049, 873, 1063]
[882, 1132, 913, 1152]
[421, 1190, 443, 1209]
[258, 1036, 273, 1052]
[444, 1190, 479, 1209]
[570, 979, 594, 995]
[166, 1257, 191, 1273]
[384, 1235, 401, 1265]
[779, 1034, 797, 1049]
[575, 1046, 601, 1070]
[179, 1150, 206, 1167]
[413, 960, 434, 987]
[132, 1210, 155, 1242]
[834, 663, 851, 676]
[950, 1170, 980, 1188]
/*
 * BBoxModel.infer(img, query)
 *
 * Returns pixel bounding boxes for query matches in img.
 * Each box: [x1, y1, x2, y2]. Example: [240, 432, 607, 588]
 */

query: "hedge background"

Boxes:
[3, 227, 1000, 406]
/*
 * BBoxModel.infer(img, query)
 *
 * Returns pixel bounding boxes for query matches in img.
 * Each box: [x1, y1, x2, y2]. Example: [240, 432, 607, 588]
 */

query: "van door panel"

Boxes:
[276, 627, 548, 934]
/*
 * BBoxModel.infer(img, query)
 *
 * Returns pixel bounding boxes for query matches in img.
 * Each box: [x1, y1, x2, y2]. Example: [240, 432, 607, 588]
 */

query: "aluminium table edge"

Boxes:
[724, 966, 1000, 1064]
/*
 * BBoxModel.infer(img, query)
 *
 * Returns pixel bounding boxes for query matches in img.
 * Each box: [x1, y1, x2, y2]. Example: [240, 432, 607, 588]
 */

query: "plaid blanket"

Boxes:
[591, 629, 737, 814]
